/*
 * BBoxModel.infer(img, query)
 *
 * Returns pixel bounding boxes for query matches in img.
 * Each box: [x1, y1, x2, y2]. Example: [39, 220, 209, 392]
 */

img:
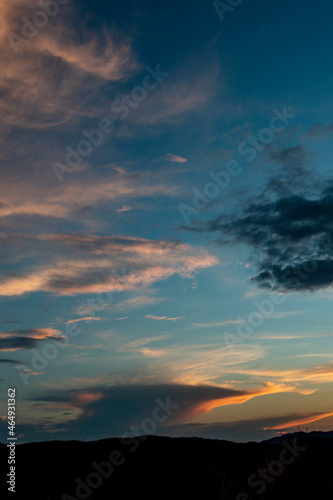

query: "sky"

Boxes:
[1, 0, 333, 444]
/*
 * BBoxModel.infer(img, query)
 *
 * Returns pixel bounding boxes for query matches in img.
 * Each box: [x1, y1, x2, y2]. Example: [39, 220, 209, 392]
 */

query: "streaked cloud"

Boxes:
[193, 320, 243, 328]
[0, 172, 179, 220]
[64, 317, 103, 324]
[234, 362, 333, 384]
[138, 347, 167, 357]
[0, 0, 140, 128]
[116, 205, 132, 212]
[164, 154, 188, 163]
[0, 234, 217, 296]
[145, 315, 185, 321]
[0, 327, 63, 351]
[263, 411, 333, 430]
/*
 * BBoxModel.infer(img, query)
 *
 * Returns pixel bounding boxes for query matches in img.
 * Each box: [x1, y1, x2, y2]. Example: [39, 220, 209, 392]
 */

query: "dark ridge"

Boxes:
[1, 431, 332, 499]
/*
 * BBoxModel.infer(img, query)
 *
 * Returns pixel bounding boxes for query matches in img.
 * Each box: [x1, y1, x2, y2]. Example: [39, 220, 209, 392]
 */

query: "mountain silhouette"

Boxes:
[1, 431, 332, 499]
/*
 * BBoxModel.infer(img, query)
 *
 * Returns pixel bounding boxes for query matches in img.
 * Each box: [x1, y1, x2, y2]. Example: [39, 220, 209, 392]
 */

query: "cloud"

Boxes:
[129, 56, 221, 125]
[0, 328, 64, 351]
[138, 347, 167, 357]
[113, 295, 166, 311]
[0, 171, 179, 220]
[121, 335, 170, 357]
[263, 412, 333, 431]
[154, 411, 333, 441]
[193, 320, 243, 328]
[64, 317, 103, 324]
[23, 383, 248, 439]
[116, 205, 132, 213]
[145, 315, 185, 321]
[16, 379, 312, 442]
[164, 154, 188, 163]
[0, 358, 21, 364]
[142, 343, 265, 386]
[0, 0, 140, 129]
[39, 30, 138, 81]
[0, 234, 217, 296]
[123, 335, 170, 349]
[234, 361, 333, 384]
[16, 367, 43, 377]
[266, 145, 313, 171]
[184, 152, 333, 292]
[190, 382, 296, 416]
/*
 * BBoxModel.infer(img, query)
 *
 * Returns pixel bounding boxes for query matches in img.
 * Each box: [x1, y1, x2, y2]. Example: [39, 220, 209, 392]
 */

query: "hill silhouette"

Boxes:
[1, 431, 332, 499]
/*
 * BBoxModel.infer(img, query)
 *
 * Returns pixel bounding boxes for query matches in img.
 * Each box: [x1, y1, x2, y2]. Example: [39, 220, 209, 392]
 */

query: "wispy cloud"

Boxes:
[263, 411, 333, 430]
[0, 0, 140, 128]
[163, 153, 188, 163]
[145, 315, 185, 321]
[115, 296, 166, 311]
[116, 205, 132, 212]
[193, 320, 243, 328]
[64, 317, 103, 324]
[130, 56, 221, 124]
[138, 347, 167, 357]
[0, 172, 179, 220]
[0, 234, 217, 296]
[234, 362, 333, 384]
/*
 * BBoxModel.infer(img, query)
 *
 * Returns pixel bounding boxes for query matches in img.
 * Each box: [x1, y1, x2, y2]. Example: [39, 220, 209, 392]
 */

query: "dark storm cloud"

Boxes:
[182, 149, 333, 292]
[0, 337, 40, 350]
[1, 401, 327, 443]
[27, 383, 248, 441]
[0, 328, 63, 351]
[263, 145, 317, 198]
[0, 359, 21, 364]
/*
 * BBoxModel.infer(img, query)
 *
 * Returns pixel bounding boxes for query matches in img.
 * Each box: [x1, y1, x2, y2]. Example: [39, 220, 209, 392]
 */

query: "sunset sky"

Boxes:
[1, 0, 333, 443]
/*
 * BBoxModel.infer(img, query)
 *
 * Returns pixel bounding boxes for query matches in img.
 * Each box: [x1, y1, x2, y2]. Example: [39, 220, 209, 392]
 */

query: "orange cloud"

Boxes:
[0, 0, 139, 128]
[0, 175, 180, 219]
[191, 382, 296, 417]
[0, 235, 217, 296]
[64, 317, 103, 324]
[235, 362, 333, 384]
[73, 392, 104, 407]
[263, 412, 333, 430]
[0, 327, 63, 339]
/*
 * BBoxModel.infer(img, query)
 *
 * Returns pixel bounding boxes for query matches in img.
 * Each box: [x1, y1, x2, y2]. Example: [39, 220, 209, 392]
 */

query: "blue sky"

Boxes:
[1, 0, 333, 443]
